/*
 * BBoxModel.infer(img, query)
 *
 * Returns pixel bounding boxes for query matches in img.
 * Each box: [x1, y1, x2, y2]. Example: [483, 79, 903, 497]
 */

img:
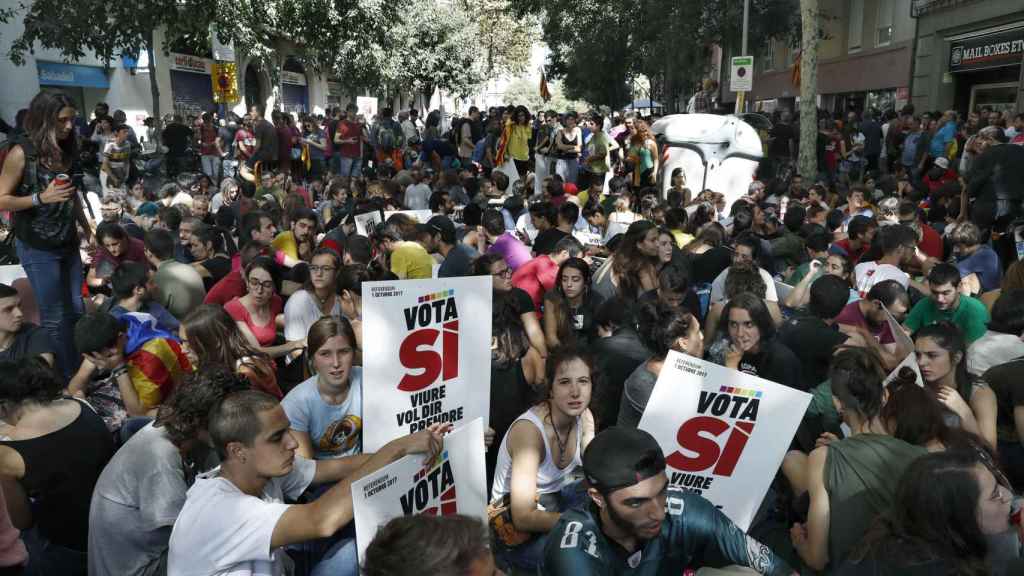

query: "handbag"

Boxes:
[487, 494, 533, 547]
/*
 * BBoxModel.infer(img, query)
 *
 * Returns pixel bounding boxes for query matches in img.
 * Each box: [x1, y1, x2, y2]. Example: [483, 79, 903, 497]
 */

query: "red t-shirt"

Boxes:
[511, 255, 560, 313]
[205, 269, 246, 306]
[200, 124, 218, 156]
[224, 295, 284, 347]
[834, 301, 896, 345]
[833, 238, 868, 264]
[918, 223, 943, 260]
[337, 121, 362, 158]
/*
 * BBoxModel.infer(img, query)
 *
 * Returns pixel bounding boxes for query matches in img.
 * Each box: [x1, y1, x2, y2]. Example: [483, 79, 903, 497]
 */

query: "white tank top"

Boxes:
[490, 406, 582, 502]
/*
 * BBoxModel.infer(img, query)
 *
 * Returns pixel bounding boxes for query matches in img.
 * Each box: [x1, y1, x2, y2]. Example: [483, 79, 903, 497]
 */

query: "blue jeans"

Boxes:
[337, 156, 362, 178]
[15, 240, 83, 377]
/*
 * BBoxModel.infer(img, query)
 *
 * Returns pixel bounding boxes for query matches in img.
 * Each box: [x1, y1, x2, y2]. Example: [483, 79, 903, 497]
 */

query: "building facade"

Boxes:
[736, 0, 916, 116]
[910, 0, 1024, 115]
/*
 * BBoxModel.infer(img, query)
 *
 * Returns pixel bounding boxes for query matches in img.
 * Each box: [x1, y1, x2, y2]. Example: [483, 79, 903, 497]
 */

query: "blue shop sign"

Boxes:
[37, 61, 110, 88]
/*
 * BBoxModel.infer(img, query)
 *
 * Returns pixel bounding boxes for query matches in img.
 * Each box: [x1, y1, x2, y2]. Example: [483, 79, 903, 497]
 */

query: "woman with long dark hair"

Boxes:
[508, 106, 532, 177]
[0, 92, 94, 377]
[718, 292, 801, 390]
[188, 224, 233, 291]
[839, 450, 1014, 575]
[542, 258, 605, 350]
[179, 305, 283, 399]
[914, 322, 998, 449]
[591, 220, 660, 302]
[284, 247, 342, 345]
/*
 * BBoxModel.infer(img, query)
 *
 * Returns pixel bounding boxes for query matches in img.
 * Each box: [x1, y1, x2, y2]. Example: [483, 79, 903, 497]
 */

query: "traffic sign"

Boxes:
[731, 56, 753, 92]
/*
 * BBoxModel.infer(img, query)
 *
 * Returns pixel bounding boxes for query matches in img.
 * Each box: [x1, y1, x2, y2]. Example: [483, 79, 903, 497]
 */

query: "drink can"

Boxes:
[54, 173, 70, 187]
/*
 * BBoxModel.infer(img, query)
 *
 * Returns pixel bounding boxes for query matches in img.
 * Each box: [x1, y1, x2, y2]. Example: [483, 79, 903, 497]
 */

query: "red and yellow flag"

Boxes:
[791, 50, 802, 88]
[539, 68, 552, 102]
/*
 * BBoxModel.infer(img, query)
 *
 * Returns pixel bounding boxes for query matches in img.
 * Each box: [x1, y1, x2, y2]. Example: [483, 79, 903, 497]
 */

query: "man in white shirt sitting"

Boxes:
[853, 224, 924, 298]
[709, 231, 784, 324]
[168, 390, 445, 576]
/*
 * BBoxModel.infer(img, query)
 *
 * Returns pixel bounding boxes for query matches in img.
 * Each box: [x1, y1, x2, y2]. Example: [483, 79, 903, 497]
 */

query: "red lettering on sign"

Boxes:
[665, 416, 754, 477]
[398, 322, 460, 392]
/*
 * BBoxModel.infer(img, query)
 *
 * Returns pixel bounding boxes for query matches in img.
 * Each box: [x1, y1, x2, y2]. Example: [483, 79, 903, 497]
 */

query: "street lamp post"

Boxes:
[735, 0, 750, 114]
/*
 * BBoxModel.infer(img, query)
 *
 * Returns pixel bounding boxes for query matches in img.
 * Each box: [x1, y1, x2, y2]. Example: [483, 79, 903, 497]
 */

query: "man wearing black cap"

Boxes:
[421, 215, 478, 278]
[542, 427, 794, 575]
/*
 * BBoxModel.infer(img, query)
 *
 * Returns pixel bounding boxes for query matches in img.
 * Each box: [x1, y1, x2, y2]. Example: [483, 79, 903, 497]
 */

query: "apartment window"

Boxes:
[877, 0, 894, 46]
[848, 0, 864, 52]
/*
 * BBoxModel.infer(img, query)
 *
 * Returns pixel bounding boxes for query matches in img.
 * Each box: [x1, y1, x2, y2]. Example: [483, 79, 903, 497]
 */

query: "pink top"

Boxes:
[0, 485, 27, 567]
[224, 295, 283, 347]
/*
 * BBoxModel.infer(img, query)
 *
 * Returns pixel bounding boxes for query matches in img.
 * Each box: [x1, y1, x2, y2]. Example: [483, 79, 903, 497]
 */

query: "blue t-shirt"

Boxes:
[281, 369, 363, 460]
[956, 245, 1002, 293]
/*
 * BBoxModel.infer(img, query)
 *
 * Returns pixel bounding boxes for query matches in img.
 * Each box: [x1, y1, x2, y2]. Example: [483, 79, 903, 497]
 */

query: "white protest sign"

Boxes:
[638, 351, 811, 530]
[354, 210, 383, 236]
[883, 352, 923, 386]
[494, 157, 520, 191]
[351, 418, 488, 563]
[362, 276, 492, 452]
[383, 210, 433, 224]
[882, 307, 922, 385]
[774, 281, 794, 304]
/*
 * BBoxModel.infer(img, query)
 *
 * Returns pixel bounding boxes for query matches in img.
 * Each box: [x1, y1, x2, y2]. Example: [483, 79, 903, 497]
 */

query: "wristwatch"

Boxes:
[31, 192, 42, 207]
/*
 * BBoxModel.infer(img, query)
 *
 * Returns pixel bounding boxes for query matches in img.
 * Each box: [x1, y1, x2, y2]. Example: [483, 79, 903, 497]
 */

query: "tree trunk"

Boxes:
[798, 0, 819, 180]
[145, 30, 161, 122]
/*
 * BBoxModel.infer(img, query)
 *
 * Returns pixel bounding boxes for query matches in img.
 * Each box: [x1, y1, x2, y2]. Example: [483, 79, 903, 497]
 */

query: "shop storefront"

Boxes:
[168, 52, 215, 120]
[36, 61, 109, 114]
[948, 26, 1024, 114]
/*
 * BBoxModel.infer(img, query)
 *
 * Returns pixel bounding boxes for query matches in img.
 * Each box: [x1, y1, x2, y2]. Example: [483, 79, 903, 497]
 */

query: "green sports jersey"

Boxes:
[541, 489, 794, 576]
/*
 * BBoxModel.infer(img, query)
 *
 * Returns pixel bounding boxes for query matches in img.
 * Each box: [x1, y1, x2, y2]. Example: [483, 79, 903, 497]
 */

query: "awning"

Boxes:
[36, 61, 109, 89]
[949, 27, 1024, 73]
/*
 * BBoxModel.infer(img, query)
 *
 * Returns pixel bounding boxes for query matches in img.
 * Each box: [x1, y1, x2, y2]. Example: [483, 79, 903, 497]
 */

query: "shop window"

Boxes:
[761, 39, 776, 71]
[876, 0, 894, 47]
[848, 0, 864, 52]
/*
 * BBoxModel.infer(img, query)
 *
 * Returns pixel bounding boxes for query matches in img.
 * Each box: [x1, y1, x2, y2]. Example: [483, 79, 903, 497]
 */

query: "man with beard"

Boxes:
[272, 207, 318, 263]
[833, 279, 911, 371]
[105, 261, 180, 332]
[542, 427, 794, 575]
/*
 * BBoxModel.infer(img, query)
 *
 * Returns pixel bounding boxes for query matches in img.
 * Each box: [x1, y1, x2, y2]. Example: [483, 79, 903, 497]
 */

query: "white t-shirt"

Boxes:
[404, 183, 432, 211]
[709, 266, 779, 303]
[854, 261, 909, 299]
[167, 457, 316, 576]
[283, 289, 342, 342]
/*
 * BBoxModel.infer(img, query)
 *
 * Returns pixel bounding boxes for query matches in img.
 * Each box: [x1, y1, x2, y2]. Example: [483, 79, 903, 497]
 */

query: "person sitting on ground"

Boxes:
[284, 247, 342, 349]
[204, 240, 266, 306]
[852, 224, 920, 298]
[362, 515, 499, 576]
[145, 228, 206, 320]
[968, 289, 1024, 377]
[87, 369, 247, 576]
[166, 391, 446, 576]
[490, 347, 596, 572]
[180, 304, 283, 399]
[104, 261, 180, 332]
[778, 275, 854, 390]
[590, 297, 649, 432]
[784, 347, 928, 572]
[905, 263, 990, 344]
[187, 224, 233, 291]
[481, 208, 532, 272]
[376, 214, 434, 280]
[949, 220, 1002, 296]
[617, 301, 703, 429]
[0, 360, 115, 575]
[833, 279, 912, 370]
[837, 450, 1018, 575]
[914, 321, 998, 449]
[89, 223, 149, 289]
[473, 254, 549, 358]
[424, 215, 477, 278]
[831, 214, 876, 264]
[708, 231, 784, 319]
[272, 206, 318, 263]
[543, 426, 795, 575]
[0, 282, 54, 366]
[591, 221, 661, 303]
[542, 257, 606, 350]
[281, 317, 363, 461]
[225, 256, 306, 359]
[513, 236, 585, 314]
[718, 292, 802, 390]
[69, 311, 191, 431]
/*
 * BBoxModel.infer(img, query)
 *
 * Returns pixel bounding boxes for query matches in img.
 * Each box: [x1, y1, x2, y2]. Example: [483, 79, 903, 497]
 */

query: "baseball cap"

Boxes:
[583, 427, 666, 493]
[424, 215, 456, 244]
[933, 157, 949, 170]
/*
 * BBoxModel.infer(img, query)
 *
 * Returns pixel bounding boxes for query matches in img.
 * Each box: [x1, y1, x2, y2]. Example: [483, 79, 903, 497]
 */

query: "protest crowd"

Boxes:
[0, 84, 1024, 576]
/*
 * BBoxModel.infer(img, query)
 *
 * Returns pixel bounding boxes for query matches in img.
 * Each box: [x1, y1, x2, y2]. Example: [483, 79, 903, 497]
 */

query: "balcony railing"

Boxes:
[911, 0, 984, 18]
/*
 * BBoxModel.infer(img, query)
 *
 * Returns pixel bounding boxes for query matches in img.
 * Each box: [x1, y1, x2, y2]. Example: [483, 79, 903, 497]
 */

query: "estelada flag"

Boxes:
[539, 68, 552, 102]
[494, 118, 512, 166]
[791, 50, 802, 88]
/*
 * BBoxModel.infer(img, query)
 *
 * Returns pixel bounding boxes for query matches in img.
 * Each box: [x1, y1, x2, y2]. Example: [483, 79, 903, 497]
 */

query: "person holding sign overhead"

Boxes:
[489, 348, 597, 572]
[542, 427, 795, 575]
